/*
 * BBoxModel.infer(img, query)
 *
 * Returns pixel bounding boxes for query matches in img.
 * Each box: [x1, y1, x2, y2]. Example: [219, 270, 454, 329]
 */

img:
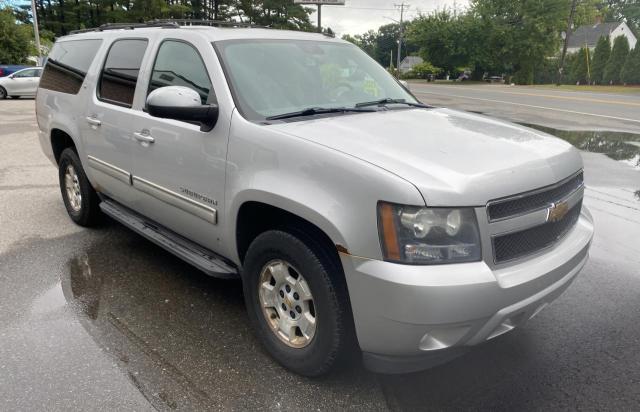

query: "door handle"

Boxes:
[134, 131, 155, 144]
[86, 116, 102, 127]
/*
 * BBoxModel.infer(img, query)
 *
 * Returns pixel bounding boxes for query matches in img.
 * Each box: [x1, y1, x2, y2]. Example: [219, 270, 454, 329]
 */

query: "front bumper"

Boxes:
[340, 208, 594, 374]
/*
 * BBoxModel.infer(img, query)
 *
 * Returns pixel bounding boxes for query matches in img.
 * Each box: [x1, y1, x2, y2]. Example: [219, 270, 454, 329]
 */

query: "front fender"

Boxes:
[222, 116, 425, 264]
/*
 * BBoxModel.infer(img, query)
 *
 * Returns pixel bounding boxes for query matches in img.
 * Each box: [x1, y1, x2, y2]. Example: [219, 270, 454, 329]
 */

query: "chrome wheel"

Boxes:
[64, 164, 82, 212]
[258, 259, 317, 348]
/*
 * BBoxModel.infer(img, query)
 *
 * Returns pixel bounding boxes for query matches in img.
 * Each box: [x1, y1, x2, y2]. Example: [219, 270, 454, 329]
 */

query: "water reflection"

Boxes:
[518, 124, 640, 169]
[61, 230, 381, 410]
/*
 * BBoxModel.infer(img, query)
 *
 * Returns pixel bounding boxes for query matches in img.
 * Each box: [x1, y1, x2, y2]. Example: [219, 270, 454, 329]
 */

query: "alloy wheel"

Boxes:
[258, 259, 317, 348]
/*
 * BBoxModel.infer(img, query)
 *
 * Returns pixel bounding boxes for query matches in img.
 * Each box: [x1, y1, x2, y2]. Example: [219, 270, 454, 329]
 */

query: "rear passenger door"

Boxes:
[83, 38, 149, 206]
[128, 36, 231, 253]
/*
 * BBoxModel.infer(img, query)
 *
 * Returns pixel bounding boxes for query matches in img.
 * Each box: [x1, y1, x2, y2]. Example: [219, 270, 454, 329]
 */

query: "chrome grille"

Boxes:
[487, 172, 584, 221]
[492, 200, 582, 263]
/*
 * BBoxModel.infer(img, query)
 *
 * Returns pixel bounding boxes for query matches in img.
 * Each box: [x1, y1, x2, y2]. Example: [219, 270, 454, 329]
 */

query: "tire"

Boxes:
[243, 229, 353, 377]
[58, 148, 101, 226]
[0, 87, 6, 99]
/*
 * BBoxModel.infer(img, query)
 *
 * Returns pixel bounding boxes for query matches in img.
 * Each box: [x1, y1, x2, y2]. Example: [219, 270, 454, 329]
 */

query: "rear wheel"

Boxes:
[243, 230, 352, 376]
[0, 87, 6, 99]
[58, 148, 101, 226]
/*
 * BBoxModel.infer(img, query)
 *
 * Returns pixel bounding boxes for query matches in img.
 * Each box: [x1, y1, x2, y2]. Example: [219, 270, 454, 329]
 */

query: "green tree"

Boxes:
[406, 10, 477, 77]
[621, 45, 640, 84]
[469, 0, 568, 84]
[606, 0, 640, 32]
[0, 7, 35, 64]
[603, 35, 630, 84]
[591, 35, 611, 83]
[568, 47, 591, 84]
[404, 61, 441, 79]
[236, 0, 313, 31]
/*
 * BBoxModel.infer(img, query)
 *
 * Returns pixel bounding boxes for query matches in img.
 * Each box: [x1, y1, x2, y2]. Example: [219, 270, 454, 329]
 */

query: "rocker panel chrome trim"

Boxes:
[132, 176, 217, 224]
[87, 155, 131, 185]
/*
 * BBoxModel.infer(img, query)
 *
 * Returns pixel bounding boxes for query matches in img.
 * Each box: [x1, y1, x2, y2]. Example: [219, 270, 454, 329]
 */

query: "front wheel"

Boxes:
[0, 87, 6, 99]
[58, 148, 101, 226]
[243, 230, 353, 376]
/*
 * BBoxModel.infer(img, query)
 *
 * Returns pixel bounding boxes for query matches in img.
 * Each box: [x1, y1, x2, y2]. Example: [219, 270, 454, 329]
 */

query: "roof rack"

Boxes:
[69, 19, 269, 34]
[149, 19, 271, 29]
[69, 21, 179, 34]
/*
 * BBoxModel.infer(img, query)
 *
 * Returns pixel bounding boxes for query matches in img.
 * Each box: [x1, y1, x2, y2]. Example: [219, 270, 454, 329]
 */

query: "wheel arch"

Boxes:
[233, 194, 347, 267]
[51, 128, 79, 165]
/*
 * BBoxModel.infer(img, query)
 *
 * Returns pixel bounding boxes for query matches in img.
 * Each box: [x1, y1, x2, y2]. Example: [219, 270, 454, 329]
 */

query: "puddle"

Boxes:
[519, 123, 640, 169]
[59, 229, 381, 410]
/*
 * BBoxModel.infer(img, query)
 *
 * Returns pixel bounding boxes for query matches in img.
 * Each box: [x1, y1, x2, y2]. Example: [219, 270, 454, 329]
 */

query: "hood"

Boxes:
[269, 108, 582, 206]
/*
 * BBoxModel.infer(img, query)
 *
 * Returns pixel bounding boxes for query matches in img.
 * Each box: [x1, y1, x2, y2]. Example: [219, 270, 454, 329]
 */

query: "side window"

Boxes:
[40, 39, 102, 94]
[98, 39, 148, 107]
[14, 69, 38, 78]
[148, 41, 212, 104]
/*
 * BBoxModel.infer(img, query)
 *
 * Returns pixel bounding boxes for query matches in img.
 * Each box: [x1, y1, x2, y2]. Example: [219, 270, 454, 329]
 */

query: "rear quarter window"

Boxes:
[40, 39, 103, 94]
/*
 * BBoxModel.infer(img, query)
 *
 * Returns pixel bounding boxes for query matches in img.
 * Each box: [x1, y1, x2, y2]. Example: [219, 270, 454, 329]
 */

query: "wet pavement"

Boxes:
[2, 99, 640, 410]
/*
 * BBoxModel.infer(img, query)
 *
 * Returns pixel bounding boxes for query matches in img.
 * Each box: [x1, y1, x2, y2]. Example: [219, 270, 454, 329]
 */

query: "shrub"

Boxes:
[603, 36, 630, 84]
[621, 46, 640, 85]
[591, 36, 611, 84]
[404, 61, 442, 79]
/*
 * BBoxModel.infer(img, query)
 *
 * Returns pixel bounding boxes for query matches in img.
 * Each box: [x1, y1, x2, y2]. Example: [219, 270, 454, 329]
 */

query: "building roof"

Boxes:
[567, 22, 622, 48]
[399, 56, 423, 68]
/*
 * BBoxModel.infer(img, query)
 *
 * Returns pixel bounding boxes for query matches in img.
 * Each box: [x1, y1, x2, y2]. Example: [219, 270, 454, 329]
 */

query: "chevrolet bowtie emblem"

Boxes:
[547, 201, 570, 222]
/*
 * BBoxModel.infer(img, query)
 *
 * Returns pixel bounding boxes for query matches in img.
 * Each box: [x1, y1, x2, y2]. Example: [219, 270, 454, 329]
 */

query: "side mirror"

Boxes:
[146, 86, 219, 132]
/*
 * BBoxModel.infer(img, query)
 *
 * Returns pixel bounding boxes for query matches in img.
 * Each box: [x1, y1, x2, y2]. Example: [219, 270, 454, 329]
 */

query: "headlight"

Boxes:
[377, 202, 481, 264]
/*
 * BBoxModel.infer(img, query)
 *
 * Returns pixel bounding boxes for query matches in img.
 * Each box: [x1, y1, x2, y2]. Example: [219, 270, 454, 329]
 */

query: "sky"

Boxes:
[307, 0, 470, 35]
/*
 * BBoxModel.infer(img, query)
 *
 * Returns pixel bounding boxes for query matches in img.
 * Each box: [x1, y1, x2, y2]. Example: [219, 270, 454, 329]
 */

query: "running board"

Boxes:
[99, 199, 238, 279]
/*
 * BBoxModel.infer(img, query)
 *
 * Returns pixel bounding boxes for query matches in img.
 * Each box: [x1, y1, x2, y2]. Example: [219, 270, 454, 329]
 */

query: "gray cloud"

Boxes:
[306, 0, 469, 35]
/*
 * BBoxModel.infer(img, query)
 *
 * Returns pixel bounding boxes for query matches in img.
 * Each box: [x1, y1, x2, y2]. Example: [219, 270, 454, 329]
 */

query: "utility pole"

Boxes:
[317, 4, 322, 33]
[557, 0, 578, 86]
[395, 3, 409, 78]
[30, 0, 42, 65]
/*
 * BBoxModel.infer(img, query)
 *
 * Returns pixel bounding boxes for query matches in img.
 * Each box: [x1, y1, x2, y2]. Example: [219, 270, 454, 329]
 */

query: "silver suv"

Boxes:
[36, 21, 594, 376]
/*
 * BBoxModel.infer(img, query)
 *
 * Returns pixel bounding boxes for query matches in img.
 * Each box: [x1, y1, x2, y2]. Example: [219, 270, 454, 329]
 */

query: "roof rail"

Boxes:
[69, 21, 178, 34]
[147, 19, 271, 29]
[68, 19, 271, 35]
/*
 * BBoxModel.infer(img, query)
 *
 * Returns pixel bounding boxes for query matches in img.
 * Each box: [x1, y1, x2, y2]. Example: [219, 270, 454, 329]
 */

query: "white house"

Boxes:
[399, 56, 423, 74]
[567, 20, 637, 53]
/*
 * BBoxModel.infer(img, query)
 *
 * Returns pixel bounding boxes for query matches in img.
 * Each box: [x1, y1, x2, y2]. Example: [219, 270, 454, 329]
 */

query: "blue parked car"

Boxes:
[0, 65, 32, 77]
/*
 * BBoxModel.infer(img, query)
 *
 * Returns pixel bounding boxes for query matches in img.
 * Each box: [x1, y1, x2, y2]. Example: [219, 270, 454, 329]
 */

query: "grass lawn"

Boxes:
[407, 80, 640, 94]
[515, 84, 640, 94]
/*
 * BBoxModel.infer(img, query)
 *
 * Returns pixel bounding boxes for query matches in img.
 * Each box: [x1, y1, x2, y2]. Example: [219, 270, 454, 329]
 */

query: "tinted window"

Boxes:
[40, 39, 102, 94]
[148, 41, 212, 104]
[98, 39, 148, 107]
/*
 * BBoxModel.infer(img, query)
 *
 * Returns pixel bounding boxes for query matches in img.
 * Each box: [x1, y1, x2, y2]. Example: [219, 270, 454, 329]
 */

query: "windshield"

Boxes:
[215, 39, 417, 120]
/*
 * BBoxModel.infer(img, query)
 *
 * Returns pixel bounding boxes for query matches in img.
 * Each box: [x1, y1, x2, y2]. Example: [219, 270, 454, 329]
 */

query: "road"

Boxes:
[1, 98, 640, 411]
[410, 83, 640, 134]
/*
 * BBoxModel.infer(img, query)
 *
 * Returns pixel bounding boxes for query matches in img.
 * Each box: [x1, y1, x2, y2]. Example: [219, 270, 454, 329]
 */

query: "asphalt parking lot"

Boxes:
[1, 96, 640, 411]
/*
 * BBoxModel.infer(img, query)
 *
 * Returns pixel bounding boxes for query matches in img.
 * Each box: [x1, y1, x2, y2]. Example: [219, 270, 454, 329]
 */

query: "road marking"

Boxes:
[418, 86, 640, 107]
[414, 91, 640, 124]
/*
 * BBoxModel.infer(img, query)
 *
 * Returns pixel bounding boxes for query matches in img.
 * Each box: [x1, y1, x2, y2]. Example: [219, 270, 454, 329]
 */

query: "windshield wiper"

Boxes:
[266, 106, 376, 121]
[355, 98, 430, 109]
